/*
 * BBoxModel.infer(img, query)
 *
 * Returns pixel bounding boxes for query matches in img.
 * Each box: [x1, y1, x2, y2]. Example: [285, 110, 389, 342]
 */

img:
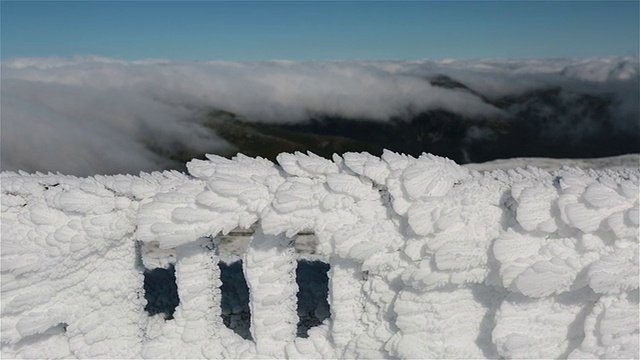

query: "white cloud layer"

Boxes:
[1, 56, 638, 176]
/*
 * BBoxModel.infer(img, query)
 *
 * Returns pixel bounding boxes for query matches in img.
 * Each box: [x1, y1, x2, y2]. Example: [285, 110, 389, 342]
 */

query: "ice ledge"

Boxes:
[2, 151, 638, 359]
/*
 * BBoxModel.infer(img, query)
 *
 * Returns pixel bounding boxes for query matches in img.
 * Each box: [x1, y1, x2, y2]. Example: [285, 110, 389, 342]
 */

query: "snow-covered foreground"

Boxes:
[1, 151, 638, 359]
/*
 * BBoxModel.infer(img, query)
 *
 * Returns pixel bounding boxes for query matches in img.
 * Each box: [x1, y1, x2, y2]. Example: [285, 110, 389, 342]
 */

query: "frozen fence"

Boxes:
[1, 151, 638, 359]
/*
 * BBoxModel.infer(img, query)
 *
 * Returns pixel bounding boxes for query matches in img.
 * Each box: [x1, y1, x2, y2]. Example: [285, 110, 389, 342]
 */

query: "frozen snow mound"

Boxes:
[1, 151, 638, 359]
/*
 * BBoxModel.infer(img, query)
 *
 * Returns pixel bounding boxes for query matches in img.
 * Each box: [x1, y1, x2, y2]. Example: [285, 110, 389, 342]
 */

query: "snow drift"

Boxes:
[1, 151, 638, 359]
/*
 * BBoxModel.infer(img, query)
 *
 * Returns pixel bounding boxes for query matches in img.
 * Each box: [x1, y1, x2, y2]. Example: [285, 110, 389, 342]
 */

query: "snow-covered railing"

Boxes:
[1, 151, 638, 359]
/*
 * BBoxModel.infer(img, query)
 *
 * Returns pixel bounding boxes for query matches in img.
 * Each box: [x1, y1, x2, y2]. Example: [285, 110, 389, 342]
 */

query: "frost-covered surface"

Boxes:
[463, 154, 640, 172]
[1, 151, 638, 359]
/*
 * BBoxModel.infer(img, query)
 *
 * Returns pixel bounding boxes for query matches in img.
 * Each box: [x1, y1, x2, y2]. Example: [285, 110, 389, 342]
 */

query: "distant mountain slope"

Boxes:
[204, 74, 638, 164]
[2, 56, 638, 175]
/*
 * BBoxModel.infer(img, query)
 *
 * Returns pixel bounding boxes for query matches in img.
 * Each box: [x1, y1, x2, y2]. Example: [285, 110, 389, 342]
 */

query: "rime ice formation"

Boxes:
[1, 151, 639, 359]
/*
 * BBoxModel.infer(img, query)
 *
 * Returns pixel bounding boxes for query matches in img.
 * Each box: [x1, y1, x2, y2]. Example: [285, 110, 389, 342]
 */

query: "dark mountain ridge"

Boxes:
[202, 74, 639, 164]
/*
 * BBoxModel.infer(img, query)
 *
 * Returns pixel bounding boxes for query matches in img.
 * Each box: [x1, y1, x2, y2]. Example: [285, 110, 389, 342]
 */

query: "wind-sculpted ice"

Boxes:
[1, 151, 638, 359]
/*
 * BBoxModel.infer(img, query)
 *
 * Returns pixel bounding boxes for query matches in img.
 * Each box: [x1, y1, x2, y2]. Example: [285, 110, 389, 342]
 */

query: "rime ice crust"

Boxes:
[1, 152, 638, 359]
[1, 173, 147, 358]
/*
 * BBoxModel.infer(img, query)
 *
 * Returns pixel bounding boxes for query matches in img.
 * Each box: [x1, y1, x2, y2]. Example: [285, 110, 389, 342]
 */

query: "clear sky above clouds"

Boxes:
[1, 1, 639, 61]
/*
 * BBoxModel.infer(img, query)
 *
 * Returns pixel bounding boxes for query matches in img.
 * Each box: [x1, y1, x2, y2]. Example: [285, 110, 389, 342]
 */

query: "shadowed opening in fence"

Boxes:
[296, 260, 331, 338]
[219, 261, 252, 340]
[143, 265, 179, 320]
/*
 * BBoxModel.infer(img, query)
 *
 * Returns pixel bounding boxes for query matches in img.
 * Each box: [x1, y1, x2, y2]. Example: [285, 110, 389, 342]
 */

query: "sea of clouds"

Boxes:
[1, 56, 638, 176]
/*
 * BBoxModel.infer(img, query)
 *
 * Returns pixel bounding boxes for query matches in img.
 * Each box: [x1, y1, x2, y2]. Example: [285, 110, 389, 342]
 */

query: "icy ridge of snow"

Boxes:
[1, 151, 638, 359]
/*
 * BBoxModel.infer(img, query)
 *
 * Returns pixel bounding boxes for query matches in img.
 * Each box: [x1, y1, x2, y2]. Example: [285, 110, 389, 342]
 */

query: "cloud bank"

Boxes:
[1, 56, 638, 176]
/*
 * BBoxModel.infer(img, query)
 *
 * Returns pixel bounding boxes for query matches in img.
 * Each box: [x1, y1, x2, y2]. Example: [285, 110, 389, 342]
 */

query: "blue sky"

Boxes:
[1, 1, 638, 61]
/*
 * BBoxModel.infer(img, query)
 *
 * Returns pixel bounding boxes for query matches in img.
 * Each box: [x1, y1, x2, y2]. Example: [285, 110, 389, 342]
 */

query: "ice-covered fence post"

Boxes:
[174, 238, 221, 346]
[142, 237, 223, 359]
[327, 258, 366, 357]
[243, 227, 298, 357]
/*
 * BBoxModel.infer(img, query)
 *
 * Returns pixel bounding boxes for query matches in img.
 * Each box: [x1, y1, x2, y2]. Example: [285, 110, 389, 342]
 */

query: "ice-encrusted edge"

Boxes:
[2, 151, 638, 359]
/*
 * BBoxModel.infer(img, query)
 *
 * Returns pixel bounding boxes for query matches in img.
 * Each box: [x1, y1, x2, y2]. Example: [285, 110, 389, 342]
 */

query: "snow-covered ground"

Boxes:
[1, 151, 638, 358]
[463, 154, 640, 172]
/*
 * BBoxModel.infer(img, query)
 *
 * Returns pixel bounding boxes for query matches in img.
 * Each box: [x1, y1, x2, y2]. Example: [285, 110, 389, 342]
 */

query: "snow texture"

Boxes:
[1, 151, 638, 359]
